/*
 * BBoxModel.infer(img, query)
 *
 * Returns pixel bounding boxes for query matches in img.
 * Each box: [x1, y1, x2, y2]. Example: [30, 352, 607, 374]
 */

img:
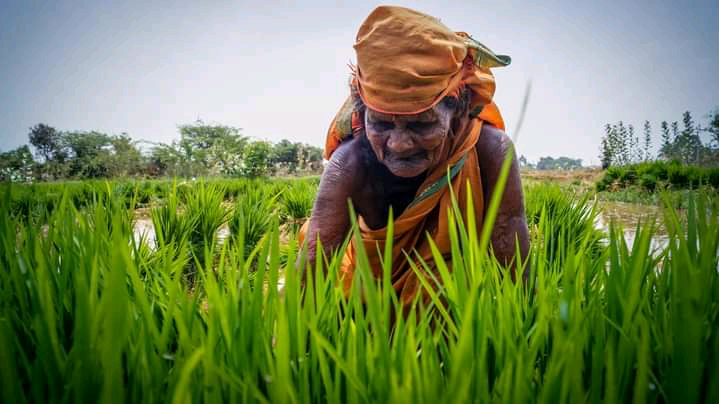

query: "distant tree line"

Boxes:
[600, 109, 719, 169]
[0, 121, 324, 182]
[519, 155, 583, 171]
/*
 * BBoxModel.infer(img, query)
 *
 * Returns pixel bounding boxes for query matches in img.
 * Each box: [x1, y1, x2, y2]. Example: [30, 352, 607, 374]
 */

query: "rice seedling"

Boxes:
[182, 180, 231, 247]
[279, 180, 317, 232]
[149, 181, 197, 272]
[524, 182, 606, 269]
[0, 178, 716, 404]
[228, 185, 282, 258]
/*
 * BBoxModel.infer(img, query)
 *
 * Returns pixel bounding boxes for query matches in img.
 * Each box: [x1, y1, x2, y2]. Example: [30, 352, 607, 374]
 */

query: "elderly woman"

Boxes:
[298, 5, 530, 311]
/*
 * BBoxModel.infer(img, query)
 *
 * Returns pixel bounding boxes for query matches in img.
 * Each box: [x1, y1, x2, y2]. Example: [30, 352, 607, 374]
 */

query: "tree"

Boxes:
[707, 110, 719, 148]
[602, 123, 621, 168]
[241, 140, 272, 177]
[297, 143, 324, 171]
[600, 122, 629, 167]
[671, 121, 679, 142]
[600, 129, 612, 169]
[149, 142, 185, 177]
[671, 111, 704, 164]
[604, 109, 719, 169]
[682, 111, 695, 136]
[659, 121, 672, 160]
[628, 124, 642, 163]
[617, 122, 629, 165]
[108, 134, 143, 177]
[177, 120, 247, 176]
[28, 124, 61, 162]
[271, 139, 300, 173]
[0, 145, 35, 182]
[642, 120, 652, 161]
[63, 131, 113, 178]
[536, 156, 582, 170]
[28, 123, 67, 178]
[15, 119, 333, 180]
[681, 111, 698, 163]
[701, 109, 719, 165]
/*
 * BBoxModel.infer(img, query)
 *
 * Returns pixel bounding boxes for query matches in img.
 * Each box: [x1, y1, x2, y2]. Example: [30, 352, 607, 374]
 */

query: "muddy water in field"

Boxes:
[597, 201, 665, 232]
[595, 201, 670, 254]
[131, 200, 679, 278]
[132, 202, 672, 253]
[597, 201, 718, 272]
[131, 208, 231, 250]
[131, 209, 284, 291]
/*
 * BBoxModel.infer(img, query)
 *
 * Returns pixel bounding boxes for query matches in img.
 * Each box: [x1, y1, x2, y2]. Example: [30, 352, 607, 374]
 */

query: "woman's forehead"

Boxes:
[366, 106, 440, 122]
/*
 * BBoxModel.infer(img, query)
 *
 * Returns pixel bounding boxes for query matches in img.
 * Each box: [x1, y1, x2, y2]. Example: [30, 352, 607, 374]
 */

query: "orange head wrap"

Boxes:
[352, 5, 511, 117]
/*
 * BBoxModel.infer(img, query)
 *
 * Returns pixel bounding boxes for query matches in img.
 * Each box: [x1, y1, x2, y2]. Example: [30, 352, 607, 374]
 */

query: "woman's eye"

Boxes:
[372, 121, 394, 131]
[407, 122, 434, 132]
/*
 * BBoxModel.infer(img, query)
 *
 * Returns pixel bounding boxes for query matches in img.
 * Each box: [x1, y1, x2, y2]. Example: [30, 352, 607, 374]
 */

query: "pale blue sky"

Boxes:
[1, 0, 717, 165]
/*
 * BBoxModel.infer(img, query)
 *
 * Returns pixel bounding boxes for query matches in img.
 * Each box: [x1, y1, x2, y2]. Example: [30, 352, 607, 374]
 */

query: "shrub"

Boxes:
[710, 168, 719, 188]
[639, 173, 658, 191]
[597, 162, 718, 192]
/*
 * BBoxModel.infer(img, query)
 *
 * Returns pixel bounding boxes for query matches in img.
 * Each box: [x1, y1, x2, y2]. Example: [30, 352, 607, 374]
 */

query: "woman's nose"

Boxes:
[386, 130, 415, 154]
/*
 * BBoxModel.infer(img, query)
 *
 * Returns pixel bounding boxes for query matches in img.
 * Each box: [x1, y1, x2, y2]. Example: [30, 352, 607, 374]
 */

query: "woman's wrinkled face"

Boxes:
[365, 103, 455, 178]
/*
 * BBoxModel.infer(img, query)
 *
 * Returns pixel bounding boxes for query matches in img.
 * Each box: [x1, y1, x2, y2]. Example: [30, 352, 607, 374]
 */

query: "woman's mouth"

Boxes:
[387, 150, 427, 163]
[383, 151, 429, 177]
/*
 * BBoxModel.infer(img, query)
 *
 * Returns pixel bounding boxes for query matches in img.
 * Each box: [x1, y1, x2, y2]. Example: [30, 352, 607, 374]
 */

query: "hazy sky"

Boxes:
[1, 0, 717, 165]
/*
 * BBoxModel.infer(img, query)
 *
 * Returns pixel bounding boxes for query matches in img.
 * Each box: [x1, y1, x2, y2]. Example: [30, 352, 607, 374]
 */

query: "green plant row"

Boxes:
[1, 176, 321, 221]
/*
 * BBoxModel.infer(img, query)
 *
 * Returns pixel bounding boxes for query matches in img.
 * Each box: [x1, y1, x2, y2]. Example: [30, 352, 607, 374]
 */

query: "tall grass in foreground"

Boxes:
[0, 182, 717, 403]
